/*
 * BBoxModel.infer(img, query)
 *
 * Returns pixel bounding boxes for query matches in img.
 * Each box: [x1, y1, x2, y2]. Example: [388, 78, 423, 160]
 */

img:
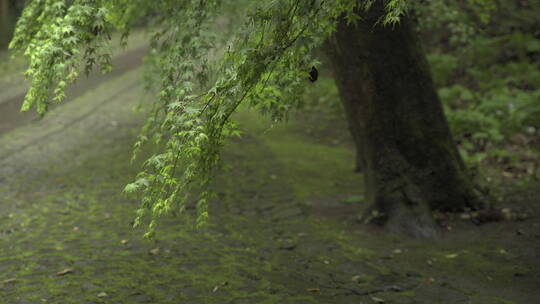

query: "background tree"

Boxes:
[0, 0, 17, 48]
[325, 2, 484, 238]
[10, 0, 485, 237]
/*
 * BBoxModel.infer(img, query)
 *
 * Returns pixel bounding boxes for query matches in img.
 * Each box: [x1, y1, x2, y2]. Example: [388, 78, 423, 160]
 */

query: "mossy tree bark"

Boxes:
[325, 3, 484, 238]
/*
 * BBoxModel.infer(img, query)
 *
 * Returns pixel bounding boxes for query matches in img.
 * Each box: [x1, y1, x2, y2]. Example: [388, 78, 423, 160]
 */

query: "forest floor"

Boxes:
[0, 43, 539, 304]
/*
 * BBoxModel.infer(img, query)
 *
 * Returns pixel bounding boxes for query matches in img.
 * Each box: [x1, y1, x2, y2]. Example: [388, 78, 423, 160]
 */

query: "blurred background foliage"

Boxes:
[421, 0, 540, 186]
[300, 0, 540, 188]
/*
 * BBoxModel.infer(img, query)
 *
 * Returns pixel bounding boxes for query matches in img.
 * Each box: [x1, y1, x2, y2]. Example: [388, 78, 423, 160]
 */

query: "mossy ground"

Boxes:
[0, 51, 539, 304]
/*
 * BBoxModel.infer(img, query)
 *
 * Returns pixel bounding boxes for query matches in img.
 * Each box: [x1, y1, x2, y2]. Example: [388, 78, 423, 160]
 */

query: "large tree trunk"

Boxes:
[325, 3, 484, 238]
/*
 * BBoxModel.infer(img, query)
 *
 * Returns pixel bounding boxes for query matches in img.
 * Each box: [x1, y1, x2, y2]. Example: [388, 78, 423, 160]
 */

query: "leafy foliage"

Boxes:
[10, 0, 114, 114]
[419, 0, 540, 174]
[10, 0, 408, 236]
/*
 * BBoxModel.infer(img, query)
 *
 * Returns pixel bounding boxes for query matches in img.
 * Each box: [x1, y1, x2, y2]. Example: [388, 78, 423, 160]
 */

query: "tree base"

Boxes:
[361, 199, 441, 239]
[359, 182, 489, 239]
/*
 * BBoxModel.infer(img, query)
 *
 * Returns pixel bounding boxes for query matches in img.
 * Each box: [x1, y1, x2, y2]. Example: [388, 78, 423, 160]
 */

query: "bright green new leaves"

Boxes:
[10, 0, 115, 115]
[124, 0, 361, 236]
[13, 0, 408, 236]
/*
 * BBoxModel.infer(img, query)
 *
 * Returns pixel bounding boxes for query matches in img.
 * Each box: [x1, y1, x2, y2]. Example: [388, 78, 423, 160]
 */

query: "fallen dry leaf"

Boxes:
[56, 268, 74, 276]
[212, 281, 228, 292]
[502, 171, 513, 178]
[278, 243, 296, 250]
[2, 278, 17, 284]
[149, 248, 160, 255]
[97, 292, 108, 298]
[371, 296, 384, 303]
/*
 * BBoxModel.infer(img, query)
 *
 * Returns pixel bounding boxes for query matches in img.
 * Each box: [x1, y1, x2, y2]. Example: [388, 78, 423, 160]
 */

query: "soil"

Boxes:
[0, 46, 539, 304]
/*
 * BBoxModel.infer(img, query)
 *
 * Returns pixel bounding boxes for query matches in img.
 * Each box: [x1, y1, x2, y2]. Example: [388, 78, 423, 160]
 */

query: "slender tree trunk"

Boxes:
[0, 0, 15, 49]
[325, 3, 484, 238]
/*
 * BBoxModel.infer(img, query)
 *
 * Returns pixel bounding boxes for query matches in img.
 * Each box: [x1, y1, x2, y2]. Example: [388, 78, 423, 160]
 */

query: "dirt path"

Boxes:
[0, 45, 147, 135]
[0, 50, 539, 303]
